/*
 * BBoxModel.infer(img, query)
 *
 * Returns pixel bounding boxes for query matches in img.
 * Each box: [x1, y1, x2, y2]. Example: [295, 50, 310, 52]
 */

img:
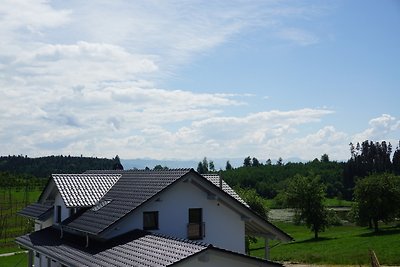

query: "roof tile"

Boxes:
[52, 174, 121, 207]
[16, 227, 207, 267]
[64, 169, 191, 234]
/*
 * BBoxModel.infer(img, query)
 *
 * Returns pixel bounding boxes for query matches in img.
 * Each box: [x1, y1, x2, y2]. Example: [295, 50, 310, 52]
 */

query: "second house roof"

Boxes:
[53, 174, 121, 207]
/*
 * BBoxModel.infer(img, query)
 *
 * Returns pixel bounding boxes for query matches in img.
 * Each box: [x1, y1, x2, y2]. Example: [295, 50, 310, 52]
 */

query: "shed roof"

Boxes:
[52, 174, 121, 207]
[16, 227, 282, 267]
[17, 202, 53, 220]
[16, 227, 207, 267]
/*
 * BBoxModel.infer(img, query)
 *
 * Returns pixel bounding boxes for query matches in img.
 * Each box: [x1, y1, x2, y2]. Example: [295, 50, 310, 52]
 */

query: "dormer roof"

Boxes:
[52, 174, 121, 207]
[17, 202, 53, 220]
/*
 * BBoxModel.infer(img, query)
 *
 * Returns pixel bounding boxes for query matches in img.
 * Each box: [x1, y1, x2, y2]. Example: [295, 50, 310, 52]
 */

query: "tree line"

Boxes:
[197, 140, 400, 237]
[0, 155, 123, 179]
[196, 140, 400, 202]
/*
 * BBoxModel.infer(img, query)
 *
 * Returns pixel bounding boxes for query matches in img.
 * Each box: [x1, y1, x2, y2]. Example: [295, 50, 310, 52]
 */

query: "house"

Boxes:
[16, 168, 292, 266]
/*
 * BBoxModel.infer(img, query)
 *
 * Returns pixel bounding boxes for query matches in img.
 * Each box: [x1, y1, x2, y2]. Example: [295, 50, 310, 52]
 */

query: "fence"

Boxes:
[0, 186, 41, 247]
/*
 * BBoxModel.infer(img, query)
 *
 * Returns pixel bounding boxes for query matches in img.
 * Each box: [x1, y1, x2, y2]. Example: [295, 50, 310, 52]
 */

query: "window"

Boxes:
[188, 208, 204, 240]
[189, 208, 202, 224]
[143, 211, 159, 230]
[56, 206, 62, 223]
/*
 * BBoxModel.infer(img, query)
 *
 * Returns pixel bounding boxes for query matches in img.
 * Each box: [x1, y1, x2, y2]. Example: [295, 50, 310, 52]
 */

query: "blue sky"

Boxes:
[0, 0, 399, 162]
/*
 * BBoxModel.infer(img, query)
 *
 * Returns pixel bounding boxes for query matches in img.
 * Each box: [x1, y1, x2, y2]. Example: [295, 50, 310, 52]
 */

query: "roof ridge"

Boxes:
[52, 173, 122, 176]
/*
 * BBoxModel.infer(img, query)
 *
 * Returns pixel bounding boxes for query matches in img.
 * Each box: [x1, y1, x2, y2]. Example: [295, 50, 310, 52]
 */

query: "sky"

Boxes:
[0, 0, 399, 162]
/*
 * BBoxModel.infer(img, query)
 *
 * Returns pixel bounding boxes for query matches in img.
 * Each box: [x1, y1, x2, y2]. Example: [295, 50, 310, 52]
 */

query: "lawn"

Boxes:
[250, 222, 400, 265]
[0, 187, 41, 251]
[0, 253, 27, 267]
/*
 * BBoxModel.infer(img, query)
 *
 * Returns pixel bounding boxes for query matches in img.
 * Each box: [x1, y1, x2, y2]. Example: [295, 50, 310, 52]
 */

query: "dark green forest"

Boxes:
[220, 140, 400, 201]
[0, 155, 121, 187]
[1, 140, 400, 201]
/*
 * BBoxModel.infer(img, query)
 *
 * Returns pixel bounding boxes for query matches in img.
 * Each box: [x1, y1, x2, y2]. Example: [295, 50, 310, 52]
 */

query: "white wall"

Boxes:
[174, 250, 270, 267]
[102, 174, 245, 253]
[54, 193, 69, 223]
[34, 216, 53, 231]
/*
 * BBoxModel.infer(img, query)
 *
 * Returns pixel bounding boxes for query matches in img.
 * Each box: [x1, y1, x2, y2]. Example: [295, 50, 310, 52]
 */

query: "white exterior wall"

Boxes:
[54, 193, 69, 223]
[174, 250, 268, 267]
[102, 176, 245, 253]
[34, 217, 53, 231]
[33, 253, 62, 267]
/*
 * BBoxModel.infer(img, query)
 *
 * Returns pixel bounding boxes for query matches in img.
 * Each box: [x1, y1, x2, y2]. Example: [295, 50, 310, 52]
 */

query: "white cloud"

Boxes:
[292, 126, 348, 160]
[352, 114, 400, 143]
[0, 0, 338, 160]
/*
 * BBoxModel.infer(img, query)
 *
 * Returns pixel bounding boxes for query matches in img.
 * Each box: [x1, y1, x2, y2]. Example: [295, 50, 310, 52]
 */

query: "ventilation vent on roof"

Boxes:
[91, 199, 112, 212]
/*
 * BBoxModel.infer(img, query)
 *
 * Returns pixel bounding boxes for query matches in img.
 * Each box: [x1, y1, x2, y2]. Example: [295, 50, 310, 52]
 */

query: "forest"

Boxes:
[219, 140, 400, 201]
[0, 154, 122, 185]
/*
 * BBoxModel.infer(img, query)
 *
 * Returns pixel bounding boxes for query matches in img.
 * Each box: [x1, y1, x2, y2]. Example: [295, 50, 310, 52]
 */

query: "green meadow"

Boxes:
[250, 222, 400, 265]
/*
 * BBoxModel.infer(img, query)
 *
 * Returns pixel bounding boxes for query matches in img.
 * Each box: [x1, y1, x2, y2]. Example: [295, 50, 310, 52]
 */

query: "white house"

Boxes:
[17, 168, 292, 267]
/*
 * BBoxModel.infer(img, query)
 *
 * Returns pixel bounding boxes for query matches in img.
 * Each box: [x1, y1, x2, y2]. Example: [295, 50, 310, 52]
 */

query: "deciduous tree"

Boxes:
[353, 173, 400, 232]
[285, 175, 329, 239]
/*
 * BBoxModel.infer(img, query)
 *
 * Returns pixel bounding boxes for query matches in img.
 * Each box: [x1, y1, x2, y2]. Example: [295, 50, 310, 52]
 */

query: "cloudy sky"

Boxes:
[1, 0, 399, 162]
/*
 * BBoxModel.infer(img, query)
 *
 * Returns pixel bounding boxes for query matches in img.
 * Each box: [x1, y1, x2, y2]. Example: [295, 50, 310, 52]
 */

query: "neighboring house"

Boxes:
[16, 168, 292, 267]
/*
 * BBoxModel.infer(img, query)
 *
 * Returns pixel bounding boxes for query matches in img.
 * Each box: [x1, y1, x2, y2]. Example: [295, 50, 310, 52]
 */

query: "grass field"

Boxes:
[0, 253, 27, 267]
[250, 222, 400, 265]
[0, 187, 42, 253]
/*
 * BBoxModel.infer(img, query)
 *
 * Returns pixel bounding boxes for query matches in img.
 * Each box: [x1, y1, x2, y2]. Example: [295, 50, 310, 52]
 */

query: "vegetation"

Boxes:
[250, 222, 400, 265]
[221, 158, 344, 199]
[352, 173, 400, 231]
[284, 175, 329, 239]
[0, 155, 122, 178]
[0, 186, 42, 250]
[220, 140, 400, 202]
[0, 252, 27, 266]
[236, 187, 268, 219]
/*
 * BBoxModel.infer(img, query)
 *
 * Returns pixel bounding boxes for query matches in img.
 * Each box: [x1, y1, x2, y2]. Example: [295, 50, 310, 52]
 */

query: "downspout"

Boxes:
[85, 233, 89, 248]
[60, 226, 63, 239]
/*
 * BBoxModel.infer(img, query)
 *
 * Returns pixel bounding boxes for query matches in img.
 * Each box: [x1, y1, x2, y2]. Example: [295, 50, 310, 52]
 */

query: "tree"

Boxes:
[320, 154, 329, 163]
[236, 187, 268, 219]
[209, 161, 215, 172]
[252, 157, 260, 167]
[235, 187, 269, 254]
[243, 156, 252, 167]
[277, 157, 283, 166]
[153, 165, 168, 170]
[113, 155, 124, 170]
[265, 159, 272, 165]
[285, 175, 329, 239]
[225, 161, 232, 170]
[197, 157, 209, 174]
[393, 143, 400, 175]
[353, 173, 400, 232]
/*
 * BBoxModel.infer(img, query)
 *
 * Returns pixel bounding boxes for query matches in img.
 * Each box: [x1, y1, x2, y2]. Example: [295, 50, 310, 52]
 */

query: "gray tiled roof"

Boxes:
[16, 227, 208, 267]
[64, 169, 192, 234]
[17, 202, 53, 220]
[52, 174, 121, 207]
[16, 227, 282, 267]
[202, 174, 249, 207]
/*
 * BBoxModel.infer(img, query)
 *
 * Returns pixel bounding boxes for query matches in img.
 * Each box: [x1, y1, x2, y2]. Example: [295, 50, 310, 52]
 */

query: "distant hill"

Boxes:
[0, 155, 119, 178]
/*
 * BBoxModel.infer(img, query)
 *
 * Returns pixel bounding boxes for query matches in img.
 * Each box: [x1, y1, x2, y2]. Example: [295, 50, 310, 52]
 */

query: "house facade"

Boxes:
[17, 169, 292, 267]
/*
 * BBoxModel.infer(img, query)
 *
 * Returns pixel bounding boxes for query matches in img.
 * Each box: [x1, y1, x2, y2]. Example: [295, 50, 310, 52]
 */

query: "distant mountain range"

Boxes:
[120, 157, 305, 170]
